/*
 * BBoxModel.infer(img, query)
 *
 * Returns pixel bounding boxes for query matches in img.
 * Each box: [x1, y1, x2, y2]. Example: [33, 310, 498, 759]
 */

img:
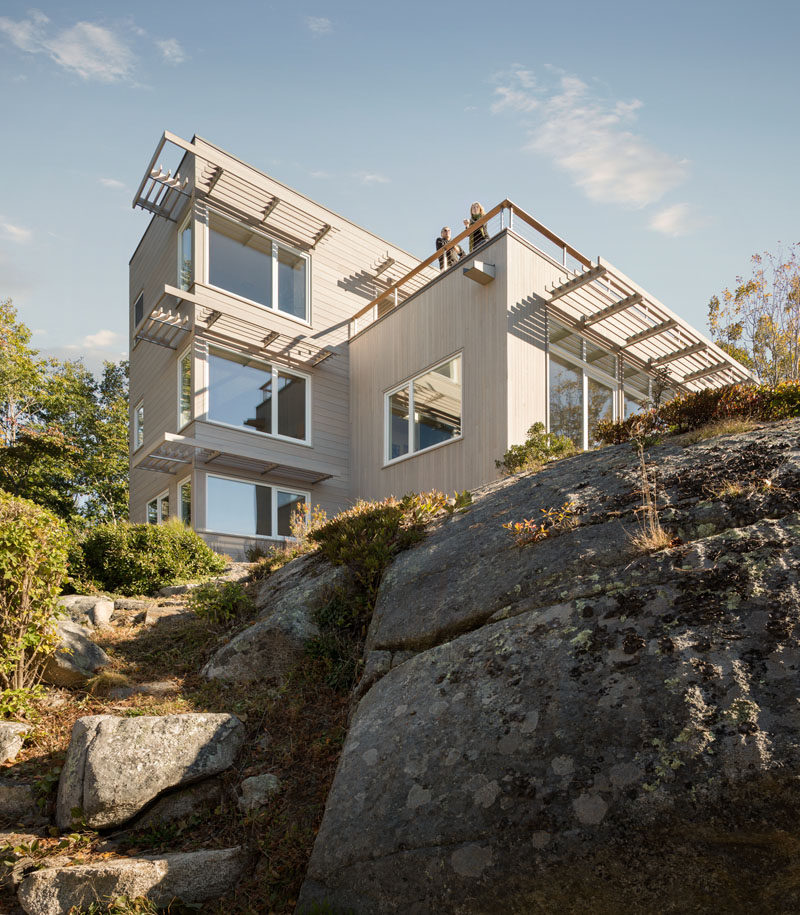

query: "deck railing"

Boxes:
[348, 200, 592, 337]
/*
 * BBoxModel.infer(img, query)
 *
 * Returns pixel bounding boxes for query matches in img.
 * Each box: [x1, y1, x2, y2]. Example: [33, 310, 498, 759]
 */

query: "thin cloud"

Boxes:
[156, 37, 187, 65]
[358, 172, 390, 185]
[99, 177, 127, 190]
[0, 12, 136, 82]
[305, 16, 332, 34]
[649, 203, 695, 237]
[83, 329, 122, 349]
[310, 170, 331, 179]
[492, 68, 689, 209]
[1, 222, 33, 244]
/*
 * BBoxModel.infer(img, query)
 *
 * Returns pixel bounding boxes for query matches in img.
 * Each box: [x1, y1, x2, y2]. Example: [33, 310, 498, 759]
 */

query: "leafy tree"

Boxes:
[708, 245, 800, 385]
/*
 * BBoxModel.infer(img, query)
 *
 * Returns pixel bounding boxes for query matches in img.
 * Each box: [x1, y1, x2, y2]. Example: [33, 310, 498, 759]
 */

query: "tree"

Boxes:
[0, 298, 129, 523]
[708, 245, 800, 385]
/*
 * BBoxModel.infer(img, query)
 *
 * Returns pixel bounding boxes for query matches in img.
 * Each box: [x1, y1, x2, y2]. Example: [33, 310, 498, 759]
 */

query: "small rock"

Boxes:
[144, 606, 194, 626]
[16, 847, 243, 915]
[57, 595, 113, 629]
[0, 723, 28, 764]
[9, 855, 71, 890]
[238, 773, 280, 812]
[123, 780, 223, 832]
[0, 780, 39, 824]
[113, 598, 153, 612]
[41, 621, 110, 688]
[156, 583, 196, 597]
[108, 680, 181, 701]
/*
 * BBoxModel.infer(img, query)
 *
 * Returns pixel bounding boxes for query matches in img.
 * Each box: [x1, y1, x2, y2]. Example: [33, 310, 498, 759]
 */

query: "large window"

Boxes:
[205, 475, 308, 539]
[147, 490, 169, 525]
[386, 355, 462, 462]
[178, 349, 192, 429]
[208, 216, 308, 322]
[549, 355, 583, 446]
[207, 348, 308, 443]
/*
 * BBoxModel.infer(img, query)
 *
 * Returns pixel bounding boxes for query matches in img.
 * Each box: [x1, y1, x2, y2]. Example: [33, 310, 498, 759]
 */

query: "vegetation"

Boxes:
[187, 580, 254, 624]
[708, 245, 800, 385]
[75, 519, 226, 596]
[0, 298, 129, 523]
[502, 501, 579, 546]
[0, 490, 69, 698]
[496, 421, 576, 475]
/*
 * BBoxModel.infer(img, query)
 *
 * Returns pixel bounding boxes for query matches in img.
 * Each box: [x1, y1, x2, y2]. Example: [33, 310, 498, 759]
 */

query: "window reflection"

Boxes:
[277, 372, 306, 440]
[209, 228, 272, 307]
[278, 247, 306, 319]
[549, 355, 583, 446]
[413, 361, 462, 451]
[207, 476, 272, 537]
[208, 351, 272, 434]
[277, 491, 306, 537]
[389, 389, 410, 459]
[587, 377, 614, 445]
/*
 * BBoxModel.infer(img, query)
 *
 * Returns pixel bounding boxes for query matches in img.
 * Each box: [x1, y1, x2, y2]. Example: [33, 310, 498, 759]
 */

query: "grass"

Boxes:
[678, 417, 758, 445]
[630, 442, 673, 554]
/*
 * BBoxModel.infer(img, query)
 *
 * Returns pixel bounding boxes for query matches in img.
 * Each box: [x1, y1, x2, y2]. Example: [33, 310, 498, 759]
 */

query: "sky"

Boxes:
[1, 0, 798, 375]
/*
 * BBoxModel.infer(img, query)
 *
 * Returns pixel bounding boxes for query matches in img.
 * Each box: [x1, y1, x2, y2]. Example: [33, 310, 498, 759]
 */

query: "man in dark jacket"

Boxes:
[436, 226, 464, 270]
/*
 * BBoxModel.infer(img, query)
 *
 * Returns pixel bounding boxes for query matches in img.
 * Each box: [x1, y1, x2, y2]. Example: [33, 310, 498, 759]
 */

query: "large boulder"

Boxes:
[0, 722, 28, 764]
[56, 713, 244, 830]
[57, 595, 114, 629]
[202, 552, 348, 684]
[300, 421, 800, 912]
[16, 846, 243, 915]
[42, 620, 110, 688]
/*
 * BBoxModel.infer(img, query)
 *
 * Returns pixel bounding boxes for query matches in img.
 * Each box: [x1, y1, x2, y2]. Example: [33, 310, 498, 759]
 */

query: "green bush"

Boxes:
[76, 519, 226, 596]
[0, 490, 70, 696]
[187, 580, 254, 624]
[496, 422, 577, 475]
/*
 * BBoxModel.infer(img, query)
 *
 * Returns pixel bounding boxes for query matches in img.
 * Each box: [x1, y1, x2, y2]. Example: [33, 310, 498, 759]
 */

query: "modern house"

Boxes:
[129, 132, 754, 558]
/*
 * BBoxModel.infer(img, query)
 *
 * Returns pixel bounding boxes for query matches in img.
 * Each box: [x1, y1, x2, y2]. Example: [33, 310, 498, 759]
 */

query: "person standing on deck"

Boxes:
[435, 226, 464, 270]
[464, 202, 489, 252]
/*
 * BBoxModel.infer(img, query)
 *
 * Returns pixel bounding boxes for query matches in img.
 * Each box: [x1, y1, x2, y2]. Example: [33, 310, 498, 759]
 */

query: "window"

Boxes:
[207, 216, 308, 321]
[179, 218, 193, 291]
[549, 355, 583, 446]
[133, 293, 144, 328]
[178, 478, 191, 526]
[205, 474, 307, 538]
[146, 491, 169, 524]
[134, 401, 144, 450]
[178, 349, 192, 428]
[207, 347, 308, 443]
[386, 355, 462, 462]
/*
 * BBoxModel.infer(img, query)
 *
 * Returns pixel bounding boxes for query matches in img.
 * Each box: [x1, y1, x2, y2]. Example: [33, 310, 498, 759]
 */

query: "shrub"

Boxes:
[187, 580, 254, 624]
[76, 519, 226, 596]
[496, 422, 576, 475]
[0, 490, 70, 695]
[502, 501, 579, 546]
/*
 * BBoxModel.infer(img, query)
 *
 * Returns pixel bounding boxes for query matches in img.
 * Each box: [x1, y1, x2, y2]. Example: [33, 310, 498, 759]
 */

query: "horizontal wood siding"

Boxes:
[349, 235, 510, 500]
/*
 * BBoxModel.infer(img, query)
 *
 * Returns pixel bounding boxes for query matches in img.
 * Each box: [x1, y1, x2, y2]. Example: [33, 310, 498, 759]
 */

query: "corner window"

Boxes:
[134, 401, 144, 450]
[207, 347, 309, 443]
[207, 215, 308, 321]
[178, 478, 191, 526]
[133, 293, 144, 328]
[386, 355, 462, 462]
[178, 349, 192, 429]
[205, 474, 308, 539]
[179, 218, 193, 291]
[147, 490, 169, 524]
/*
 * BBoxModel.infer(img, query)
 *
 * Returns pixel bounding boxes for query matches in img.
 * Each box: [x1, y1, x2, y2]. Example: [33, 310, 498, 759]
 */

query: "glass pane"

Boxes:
[180, 482, 191, 526]
[586, 344, 617, 380]
[625, 394, 643, 418]
[413, 357, 462, 452]
[136, 404, 144, 448]
[160, 496, 169, 521]
[389, 388, 410, 460]
[208, 350, 272, 434]
[134, 294, 143, 326]
[587, 378, 614, 445]
[207, 476, 272, 537]
[179, 223, 193, 291]
[549, 355, 583, 447]
[277, 491, 306, 537]
[623, 364, 650, 402]
[549, 321, 582, 361]
[277, 372, 306, 440]
[209, 227, 272, 307]
[146, 500, 157, 525]
[277, 246, 306, 320]
[179, 352, 192, 428]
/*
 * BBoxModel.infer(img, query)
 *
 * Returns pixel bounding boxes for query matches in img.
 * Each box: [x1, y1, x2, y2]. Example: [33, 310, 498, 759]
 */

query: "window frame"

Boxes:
[204, 210, 311, 326]
[177, 211, 193, 292]
[177, 476, 192, 526]
[146, 489, 170, 525]
[177, 346, 192, 431]
[133, 400, 144, 451]
[204, 344, 312, 446]
[383, 353, 463, 466]
[202, 472, 309, 541]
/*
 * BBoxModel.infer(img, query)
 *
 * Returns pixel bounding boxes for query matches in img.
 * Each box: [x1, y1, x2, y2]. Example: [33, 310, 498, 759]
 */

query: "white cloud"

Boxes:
[492, 68, 689, 209]
[358, 172, 390, 185]
[649, 203, 695, 237]
[310, 170, 331, 179]
[156, 37, 187, 65]
[83, 329, 122, 349]
[305, 16, 332, 34]
[0, 12, 136, 82]
[99, 177, 126, 190]
[0, 222, 33, 243]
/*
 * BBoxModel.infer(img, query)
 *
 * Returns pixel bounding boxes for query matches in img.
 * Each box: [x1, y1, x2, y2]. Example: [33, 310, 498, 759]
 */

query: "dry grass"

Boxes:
[679, 418, 758, 445]
[630, 442, 673, 554]
[84, 671, 132, 697]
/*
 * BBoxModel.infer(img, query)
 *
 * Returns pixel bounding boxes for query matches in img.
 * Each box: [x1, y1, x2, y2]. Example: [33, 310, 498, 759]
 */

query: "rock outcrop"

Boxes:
[42, 620, 110, 688]
[56, 713, 244, 830]
[0, 722, 28, 764]
[57, 595, 114, 629]
[300, 420, 800, 912]
[17, 846, 243, 915]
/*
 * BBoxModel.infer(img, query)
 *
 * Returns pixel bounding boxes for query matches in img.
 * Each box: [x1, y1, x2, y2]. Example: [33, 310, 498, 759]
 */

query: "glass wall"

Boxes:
[179, 479, 191, 526]
[549, 355, 583, 446]
[179, 350, 192, 428]
[207, 348, 308, 443]
[387, 355, 462, 462]
[206, 475, 307, 539]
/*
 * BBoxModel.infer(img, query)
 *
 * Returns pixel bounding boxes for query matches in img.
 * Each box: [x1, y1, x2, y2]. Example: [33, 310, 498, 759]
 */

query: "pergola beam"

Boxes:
[650, 341, 707, 367]
[682, 361, 731, 384]
[581, 292, 643, 327]
[548, 264, 607, 302]
[625, 319, 677, 346]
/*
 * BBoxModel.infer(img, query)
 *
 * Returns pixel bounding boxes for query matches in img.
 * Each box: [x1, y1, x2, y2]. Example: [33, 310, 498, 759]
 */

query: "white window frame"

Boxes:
[202, 472, 310, 541]
[146, 489, 170, 524]
[177, 346, 192, 430]
[133, 400, 144, 451]
[384, 353, 463, 466]
[177, 476, 192, 527]
[177, 211, 193, 292]
[204, 344, 312, 447]
[204, 209, 311, 326]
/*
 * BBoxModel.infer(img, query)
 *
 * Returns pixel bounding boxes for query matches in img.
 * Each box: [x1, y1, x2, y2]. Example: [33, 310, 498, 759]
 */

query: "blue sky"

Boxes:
[1, 0, 798, 374]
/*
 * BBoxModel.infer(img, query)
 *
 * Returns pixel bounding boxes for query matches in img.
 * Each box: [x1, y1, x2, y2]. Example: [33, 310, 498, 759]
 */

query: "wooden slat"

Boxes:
[625, 319, 677, 346]
[682, 361, 732, 384]
[581, 292, 643, 326]
[548, 263, 607, 301]
[650, 341, 707, 367]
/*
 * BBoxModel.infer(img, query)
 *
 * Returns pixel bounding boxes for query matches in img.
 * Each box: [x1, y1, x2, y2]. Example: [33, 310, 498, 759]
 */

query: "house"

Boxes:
[129, 132, 754, 558]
